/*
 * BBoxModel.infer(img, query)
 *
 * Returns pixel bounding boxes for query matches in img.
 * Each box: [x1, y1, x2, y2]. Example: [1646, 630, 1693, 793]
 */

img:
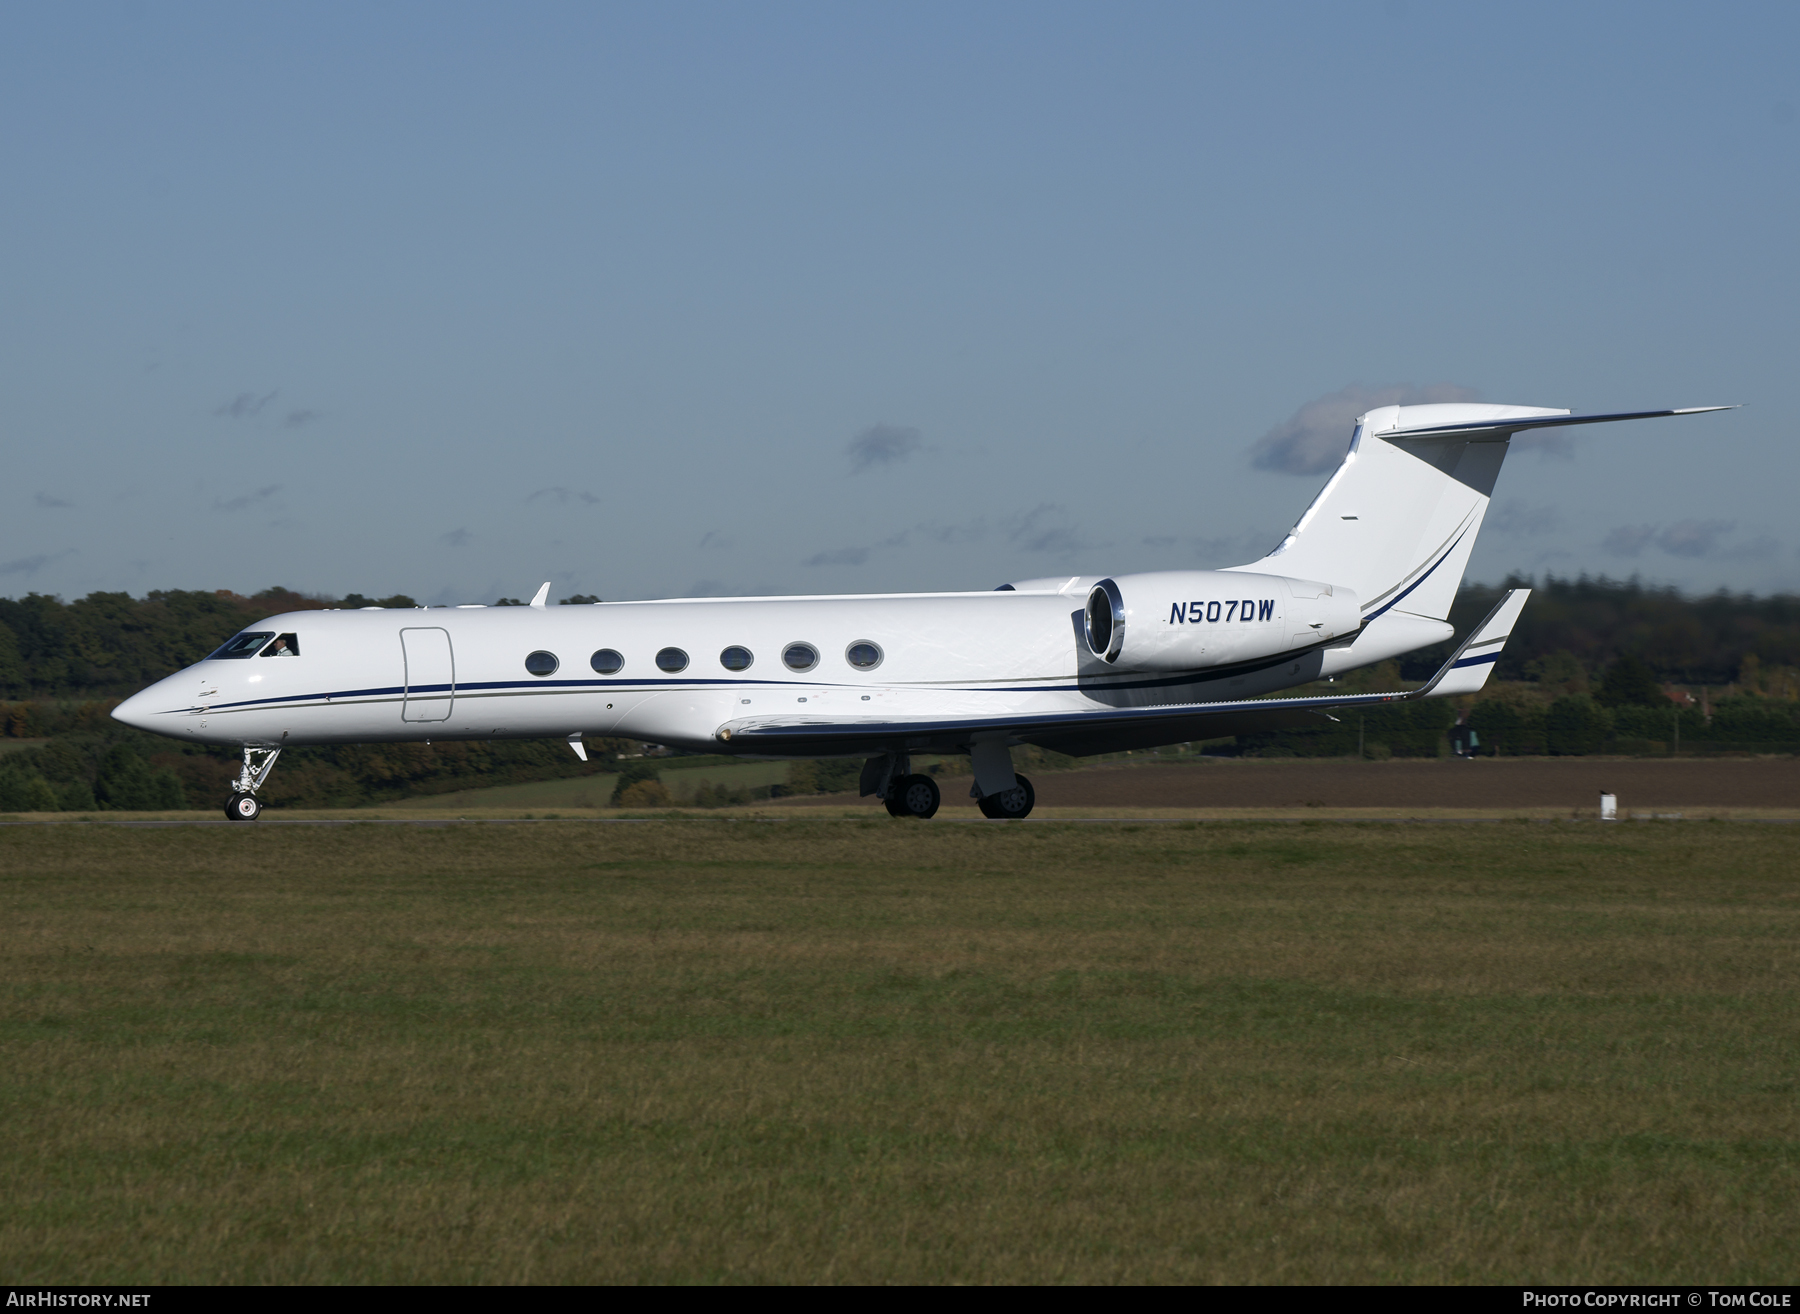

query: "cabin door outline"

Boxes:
[400, 627, 455, 722]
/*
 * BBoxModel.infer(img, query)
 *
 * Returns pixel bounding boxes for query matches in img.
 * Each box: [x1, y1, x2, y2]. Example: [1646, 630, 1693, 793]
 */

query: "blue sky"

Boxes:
[2, 1, 1794, 605]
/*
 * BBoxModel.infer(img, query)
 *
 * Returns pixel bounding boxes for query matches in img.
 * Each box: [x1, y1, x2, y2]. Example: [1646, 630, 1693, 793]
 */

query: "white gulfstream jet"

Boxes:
[113, 402, 1731, 820]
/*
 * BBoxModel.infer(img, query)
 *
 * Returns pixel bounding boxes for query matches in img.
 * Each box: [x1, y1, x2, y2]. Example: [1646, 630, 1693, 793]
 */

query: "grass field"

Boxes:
[2, 818, 1796, 1283]
[241, 752, 1800, 815]
[403, 759, 792, 810]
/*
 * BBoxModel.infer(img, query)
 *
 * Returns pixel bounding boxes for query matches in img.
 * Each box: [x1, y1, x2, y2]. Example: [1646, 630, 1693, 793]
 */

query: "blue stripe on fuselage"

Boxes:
[161, 640, 1335, 717]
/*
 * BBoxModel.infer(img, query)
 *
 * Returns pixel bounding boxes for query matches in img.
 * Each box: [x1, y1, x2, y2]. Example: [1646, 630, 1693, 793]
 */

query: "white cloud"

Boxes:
[213, 484, 282, 512]
[1141, 529, 1278, 566]
[1487, 501, 1561, 536]
[846, 423, 922, 474]
[1250, 383, 1479, 475]
[803, 546, 871, 567]
[526, 487, 600, 505]
[1602, 524, 1656, 556]
[214, 391, 277, 419]
[0, 551, 69, 577]
[1601, 519, 1770, 561]
[1656, 519, 1735, 558]
[1008, 503, 1087, 554]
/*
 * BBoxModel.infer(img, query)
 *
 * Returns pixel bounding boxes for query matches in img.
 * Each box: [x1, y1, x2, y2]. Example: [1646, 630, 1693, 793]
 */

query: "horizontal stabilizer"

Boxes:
[1385, 406, 1736, 442]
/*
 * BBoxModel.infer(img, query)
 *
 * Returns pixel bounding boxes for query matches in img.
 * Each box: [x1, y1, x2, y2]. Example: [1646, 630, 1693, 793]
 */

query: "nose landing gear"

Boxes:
[223, 745, 282, 822]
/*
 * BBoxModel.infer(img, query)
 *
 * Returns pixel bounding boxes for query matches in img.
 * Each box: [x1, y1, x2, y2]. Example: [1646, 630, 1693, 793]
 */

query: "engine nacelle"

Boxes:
[1083, 570, 1360, 672]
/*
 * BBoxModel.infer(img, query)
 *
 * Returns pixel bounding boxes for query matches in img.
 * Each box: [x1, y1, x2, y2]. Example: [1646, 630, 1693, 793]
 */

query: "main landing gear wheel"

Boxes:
[977, 773, 1035, 820]
[225, 792, 262, 822]
[885, 773, 941, 819]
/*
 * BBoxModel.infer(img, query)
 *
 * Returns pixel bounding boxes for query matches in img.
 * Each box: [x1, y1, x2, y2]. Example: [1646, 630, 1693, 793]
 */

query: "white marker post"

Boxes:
[1599, 792, 1618, 822]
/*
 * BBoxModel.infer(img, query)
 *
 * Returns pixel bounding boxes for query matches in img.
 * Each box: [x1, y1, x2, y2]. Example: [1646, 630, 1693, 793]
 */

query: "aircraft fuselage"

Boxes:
[113, 572, 1350, 756]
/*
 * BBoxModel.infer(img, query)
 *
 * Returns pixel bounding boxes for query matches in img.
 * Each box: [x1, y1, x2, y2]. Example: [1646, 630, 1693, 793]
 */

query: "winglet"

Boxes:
[1412, 588, 1531, 699]
[529, 582, 551, 609]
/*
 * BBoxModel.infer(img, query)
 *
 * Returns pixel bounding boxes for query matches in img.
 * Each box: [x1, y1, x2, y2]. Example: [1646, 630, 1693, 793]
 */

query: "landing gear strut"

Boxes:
[970, 740, 1036, 819]
[224, 745, 281, 822]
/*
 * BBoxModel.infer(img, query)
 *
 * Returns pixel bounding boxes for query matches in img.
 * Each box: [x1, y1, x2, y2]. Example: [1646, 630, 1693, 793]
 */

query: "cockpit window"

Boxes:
[209, 631, 275, 660]
[259, 633, 300, 657]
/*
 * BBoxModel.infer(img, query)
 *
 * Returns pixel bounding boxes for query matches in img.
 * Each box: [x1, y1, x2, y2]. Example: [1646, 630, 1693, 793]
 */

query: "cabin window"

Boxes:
[782, 643, 818, 672]
[720, 646, 753, 671]
[590, 649, 624, 674]
[656, 647, 689, 673]
[208, 631, 274, 660]
[525, 650, 560, 676]
[259, 633, 300, 657]
[845, 641, 882, 671]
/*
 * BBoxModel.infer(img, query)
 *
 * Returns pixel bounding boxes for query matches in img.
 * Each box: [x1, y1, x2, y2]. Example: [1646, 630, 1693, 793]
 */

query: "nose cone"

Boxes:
[112, 682, 173, 732]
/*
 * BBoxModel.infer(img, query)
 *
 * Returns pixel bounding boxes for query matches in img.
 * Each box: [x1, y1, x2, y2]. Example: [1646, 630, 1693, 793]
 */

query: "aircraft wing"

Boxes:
[716, 589, 1530, 758]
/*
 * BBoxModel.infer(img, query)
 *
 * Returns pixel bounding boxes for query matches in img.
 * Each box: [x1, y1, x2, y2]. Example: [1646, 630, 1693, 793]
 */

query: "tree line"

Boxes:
[7, 575, 1795, 701]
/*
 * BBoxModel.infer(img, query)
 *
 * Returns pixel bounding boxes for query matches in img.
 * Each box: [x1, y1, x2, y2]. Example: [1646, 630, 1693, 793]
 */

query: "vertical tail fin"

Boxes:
[1228, 403, 1562, 622]
[1228, 403, 1733, 625]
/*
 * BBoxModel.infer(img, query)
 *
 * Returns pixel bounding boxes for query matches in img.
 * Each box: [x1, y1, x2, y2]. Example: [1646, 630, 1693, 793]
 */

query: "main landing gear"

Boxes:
[885, 773, 941, 819]
[860, 753, 942, 819]
[971, 739, 1036, 819]
[977, 774, 1035, 820]
[223, 745, 282, 822]
[858, 746, 1037, 820]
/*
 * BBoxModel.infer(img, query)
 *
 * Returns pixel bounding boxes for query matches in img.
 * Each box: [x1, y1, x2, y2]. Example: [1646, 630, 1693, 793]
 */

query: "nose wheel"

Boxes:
[225, 792, 262, 822]
[222, 745, 282, 822]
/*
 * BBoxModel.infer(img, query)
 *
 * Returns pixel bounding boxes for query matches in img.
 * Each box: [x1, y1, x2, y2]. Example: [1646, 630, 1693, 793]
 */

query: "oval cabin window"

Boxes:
[590, 649, 623, 674]
[525, 651, 559, 677]
[656, 648, 689, 673]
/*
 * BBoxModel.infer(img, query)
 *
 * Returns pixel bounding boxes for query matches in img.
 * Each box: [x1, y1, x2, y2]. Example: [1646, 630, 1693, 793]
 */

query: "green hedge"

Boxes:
[1244, 693, 1799, 760]
[1468, 695, 1799, 756]
[1239, 699, 1456, 758]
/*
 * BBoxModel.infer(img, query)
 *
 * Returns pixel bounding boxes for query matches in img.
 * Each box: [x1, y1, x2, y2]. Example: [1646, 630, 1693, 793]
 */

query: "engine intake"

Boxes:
[1080, 570, 1360, 672]
[1085, 579, 1125, 662]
